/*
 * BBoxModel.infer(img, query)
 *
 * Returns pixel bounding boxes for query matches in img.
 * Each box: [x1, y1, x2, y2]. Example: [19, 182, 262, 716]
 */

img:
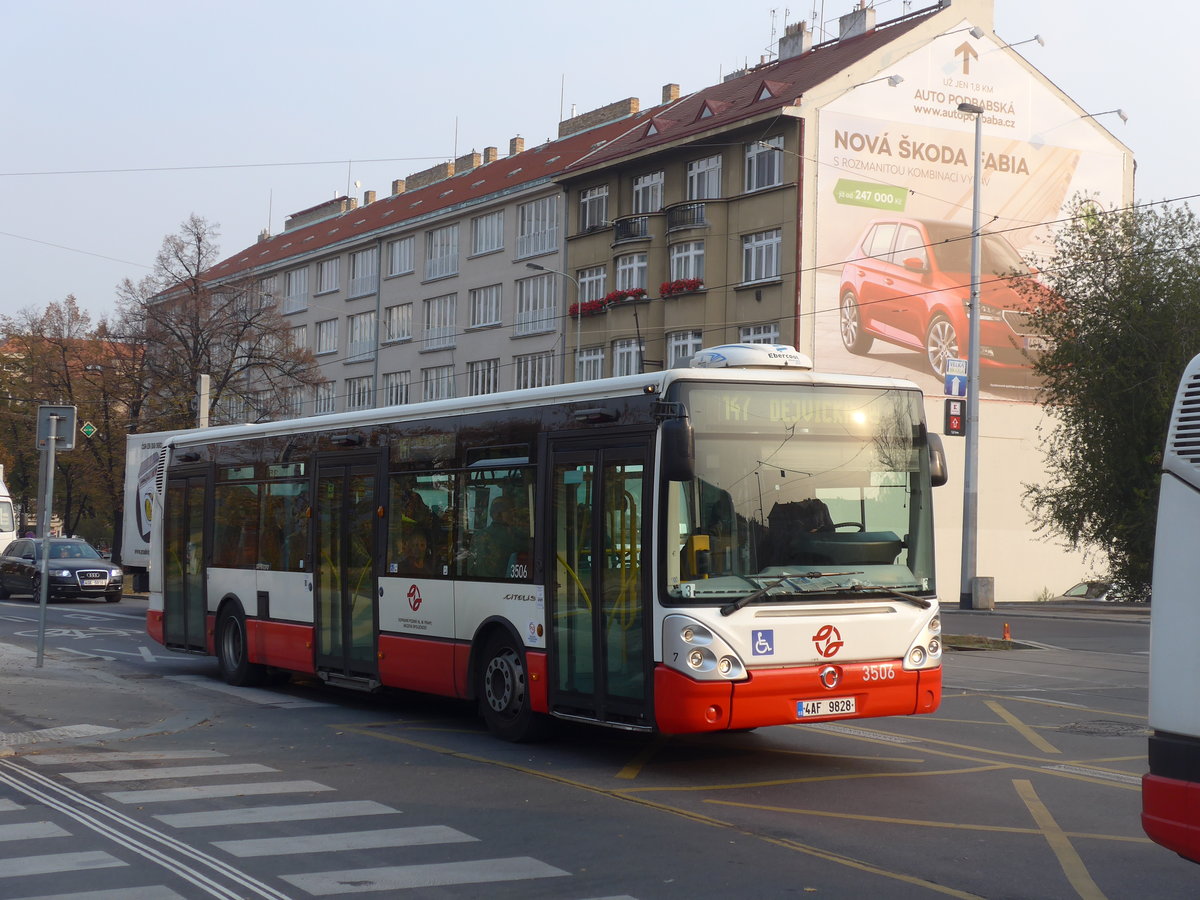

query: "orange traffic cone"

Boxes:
[1002, 623, 1011, 641]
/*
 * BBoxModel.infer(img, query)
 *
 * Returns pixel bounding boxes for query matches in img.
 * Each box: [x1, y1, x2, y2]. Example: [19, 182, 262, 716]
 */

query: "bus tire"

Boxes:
[216, 602, 266, 687]
[477, 631, 549, 742]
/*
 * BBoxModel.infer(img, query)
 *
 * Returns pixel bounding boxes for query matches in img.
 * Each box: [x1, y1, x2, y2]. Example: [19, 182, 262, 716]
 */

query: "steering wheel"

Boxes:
[832, 522, 865, 532]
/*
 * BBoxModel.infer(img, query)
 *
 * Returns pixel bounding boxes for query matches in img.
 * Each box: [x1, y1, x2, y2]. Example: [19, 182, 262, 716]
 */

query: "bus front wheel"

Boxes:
[216, 603, 266, 687]
[477, 631, 548, 742]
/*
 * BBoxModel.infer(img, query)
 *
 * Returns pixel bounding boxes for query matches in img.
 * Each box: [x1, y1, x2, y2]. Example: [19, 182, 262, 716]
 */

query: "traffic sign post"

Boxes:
[34, 405, 76, 667]
[944, 398, 966, 436]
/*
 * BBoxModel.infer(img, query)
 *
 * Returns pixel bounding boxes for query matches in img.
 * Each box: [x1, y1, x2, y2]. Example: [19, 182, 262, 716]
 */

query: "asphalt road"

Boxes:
[0, 595, 1193, 899]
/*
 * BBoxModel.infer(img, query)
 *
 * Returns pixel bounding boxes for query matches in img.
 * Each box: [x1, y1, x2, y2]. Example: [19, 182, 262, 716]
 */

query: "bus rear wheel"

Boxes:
[216, 603, 266, 687]
[478, 631, 548, 742]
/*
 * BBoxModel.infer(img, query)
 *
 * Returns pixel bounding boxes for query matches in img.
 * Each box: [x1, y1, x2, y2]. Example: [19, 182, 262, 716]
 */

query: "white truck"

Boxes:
[121, 430, 187, 590]
[0, 465, 16, 550]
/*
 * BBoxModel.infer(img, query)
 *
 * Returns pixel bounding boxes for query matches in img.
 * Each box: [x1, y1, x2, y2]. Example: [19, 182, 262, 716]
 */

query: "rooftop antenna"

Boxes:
[559, 73, 565, 122]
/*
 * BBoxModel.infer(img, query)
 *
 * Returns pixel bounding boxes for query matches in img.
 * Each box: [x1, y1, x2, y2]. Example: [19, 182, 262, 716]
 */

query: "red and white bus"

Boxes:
[1143, 353, 1200, 862]
[144, 344, 947, 740]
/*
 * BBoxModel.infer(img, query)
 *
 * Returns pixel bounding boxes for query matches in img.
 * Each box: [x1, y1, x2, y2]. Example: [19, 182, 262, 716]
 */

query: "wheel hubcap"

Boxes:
[927, 321, 958, 375]
[484, 648, 523, 715]
[840, 298, 858, 346]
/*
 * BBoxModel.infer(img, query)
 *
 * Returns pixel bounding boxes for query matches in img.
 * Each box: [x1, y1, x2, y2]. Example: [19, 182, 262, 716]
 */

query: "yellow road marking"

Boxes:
[617, 764, 1007, 794]
[1014, 779, 1108, 899]
[986, 700, 1061, 754]
[616, 735, 667, 780]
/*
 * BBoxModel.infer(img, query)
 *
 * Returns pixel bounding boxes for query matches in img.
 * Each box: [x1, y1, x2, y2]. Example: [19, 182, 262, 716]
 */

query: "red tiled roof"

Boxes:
[205, 109, 661, 283]
[562, 5, 937, 174]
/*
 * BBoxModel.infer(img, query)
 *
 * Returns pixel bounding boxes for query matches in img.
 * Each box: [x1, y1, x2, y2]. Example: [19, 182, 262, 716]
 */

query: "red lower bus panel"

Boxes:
[654, 662, 941, 734]
[146, 609, 164, 645]
[378, 635, 459, 697]
[1143, 774, 1200, 864]
[247, 620, 316, 674]
[526, 650, 548, 714]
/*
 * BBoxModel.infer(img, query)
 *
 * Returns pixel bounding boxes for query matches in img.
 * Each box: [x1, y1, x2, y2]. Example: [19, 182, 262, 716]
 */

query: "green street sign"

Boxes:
[80, 421, 97, 438]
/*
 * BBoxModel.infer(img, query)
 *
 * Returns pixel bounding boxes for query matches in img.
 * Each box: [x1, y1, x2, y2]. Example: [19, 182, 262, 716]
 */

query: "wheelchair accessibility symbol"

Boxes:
[752, 629, 775, 656]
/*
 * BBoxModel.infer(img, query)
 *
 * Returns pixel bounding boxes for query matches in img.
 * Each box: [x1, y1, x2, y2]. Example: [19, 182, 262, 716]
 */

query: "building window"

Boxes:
[669, 241, 705, 281]
[349, 247, 379, 297]
[616, 253, 648, 291]
[613, 338, 644, 377]
[515, 274, 558, 335]
[471, 210, 504, 255]
[315, 318, 338, 355]
[282, 386, 304, 418]
[579, 186, 608, 232]
[740, 323, 781, 344]
[687, 155, 722, 200]
[577, 346, 604, 382]
[514, 351, 555, 390]
[516, 196, 558, 258]
[283, 267, 308, 313]
[257, 275, 278, 307]
[468, 358, 500, 395]
[745, 136, 784, 192]
[425, 224, 459, 280]
[382, 371, 410, 406]
[469, 284, 502, 328]
[383, 303, 412, 343]
[314, 381, 336, 415]
[347, 310, 377, 362]
[577, 266, 606, 302]
[424, 293, 456, 349]
[667, 330, 704, 366]
[422, 365, 455, 402]
[289, 324, 308, 350]
[632, 171, 664, 214]
[346, 375, 374, 410]
[387, 236, 414, 276]
[742, 229, 781, 283]
[316, 258, 340, 294]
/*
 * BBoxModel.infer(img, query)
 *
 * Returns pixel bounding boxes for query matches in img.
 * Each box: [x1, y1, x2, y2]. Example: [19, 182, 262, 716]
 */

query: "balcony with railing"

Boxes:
[613, 215, 650, 243]
[666, 202, 708, 231]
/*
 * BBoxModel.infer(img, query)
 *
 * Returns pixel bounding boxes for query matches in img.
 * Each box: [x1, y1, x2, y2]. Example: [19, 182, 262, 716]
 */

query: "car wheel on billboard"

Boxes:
[839, 291, 874, 354]
[925, 315, 960, 378]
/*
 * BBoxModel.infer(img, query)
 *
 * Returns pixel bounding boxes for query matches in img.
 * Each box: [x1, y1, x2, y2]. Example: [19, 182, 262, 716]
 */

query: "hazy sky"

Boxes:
[1, 0, 1184, 321]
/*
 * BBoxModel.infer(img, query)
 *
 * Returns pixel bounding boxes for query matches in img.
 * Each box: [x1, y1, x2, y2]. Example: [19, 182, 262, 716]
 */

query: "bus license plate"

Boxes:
[797, 697, 856, 718]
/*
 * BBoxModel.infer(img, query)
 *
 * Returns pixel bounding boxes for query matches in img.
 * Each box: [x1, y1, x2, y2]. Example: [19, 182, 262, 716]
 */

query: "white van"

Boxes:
[0, 465, 16, 550]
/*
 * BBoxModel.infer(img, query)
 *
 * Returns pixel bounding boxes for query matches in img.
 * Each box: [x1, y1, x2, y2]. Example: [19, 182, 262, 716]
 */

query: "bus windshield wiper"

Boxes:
[791, 582, 933, 609]
[719, 571, 861, 617]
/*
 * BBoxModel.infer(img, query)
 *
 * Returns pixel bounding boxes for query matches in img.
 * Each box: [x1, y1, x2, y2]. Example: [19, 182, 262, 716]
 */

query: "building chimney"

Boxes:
[509, 136, 525, 156]
[363, 190, 376, 205]
[556, 98, 641, 138]
[454, 151, 482, 173]
[483, 146, 498, 164]
[391, 179, 406, 196]
[257, 228, 271, 243]
[778, 21, 812, 60]
[662, 83, 680, 103]
[839, 4, 876, 40]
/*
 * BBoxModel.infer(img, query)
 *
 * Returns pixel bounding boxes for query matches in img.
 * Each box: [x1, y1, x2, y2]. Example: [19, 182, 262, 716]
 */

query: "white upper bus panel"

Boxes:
[1164, 353, 1200, 491]
[687, 344, 814, 370]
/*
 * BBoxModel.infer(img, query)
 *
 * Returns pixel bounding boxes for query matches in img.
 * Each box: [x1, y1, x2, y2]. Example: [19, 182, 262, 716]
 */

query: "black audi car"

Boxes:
[0, 538, 123, 602]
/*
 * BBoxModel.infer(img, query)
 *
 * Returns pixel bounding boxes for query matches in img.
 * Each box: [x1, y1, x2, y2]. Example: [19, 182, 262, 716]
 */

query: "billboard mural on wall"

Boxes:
[811, 21, 1129, 398]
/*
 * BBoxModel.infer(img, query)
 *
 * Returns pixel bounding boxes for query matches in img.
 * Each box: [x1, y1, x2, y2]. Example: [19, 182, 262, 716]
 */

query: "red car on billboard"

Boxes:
[838, 217, 1046, 378]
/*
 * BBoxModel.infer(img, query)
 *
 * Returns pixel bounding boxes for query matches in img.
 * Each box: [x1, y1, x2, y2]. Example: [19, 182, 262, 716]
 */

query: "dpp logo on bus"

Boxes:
[812, 624, 844, 658]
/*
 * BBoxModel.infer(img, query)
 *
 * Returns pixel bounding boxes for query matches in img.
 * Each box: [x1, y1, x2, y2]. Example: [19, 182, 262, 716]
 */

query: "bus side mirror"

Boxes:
[661, 418, 695, 482]
[927, 433, 948, 487]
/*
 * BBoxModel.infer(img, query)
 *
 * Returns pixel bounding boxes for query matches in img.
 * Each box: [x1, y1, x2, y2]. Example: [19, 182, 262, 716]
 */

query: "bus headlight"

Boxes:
[663, 615, 747, 682]
[903, 608, 943, 670]
[909, 646, 927, 667]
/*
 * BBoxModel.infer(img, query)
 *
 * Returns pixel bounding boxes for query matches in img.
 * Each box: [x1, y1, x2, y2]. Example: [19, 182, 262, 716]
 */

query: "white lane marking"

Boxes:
[54, 647, 115, 661]
[157, 800, 396, 829]
[214, 825, 478, 858]
[9, 888, 185, 900]
[63, 763, 277, 784]
[281, 857, 571, 894]
[105, 780, 334, 804]
[0, 821, 70, 841]
[139, 646, 157, 662]
[30, 750, 227, 766]
[0, 799, 24, 811]
[0, 725, 119, 746]
[1043, 764, 1142, 785]
[806, 723, 920, 743]
[166, 675, 328, 708]
[0, 850, 126, 877]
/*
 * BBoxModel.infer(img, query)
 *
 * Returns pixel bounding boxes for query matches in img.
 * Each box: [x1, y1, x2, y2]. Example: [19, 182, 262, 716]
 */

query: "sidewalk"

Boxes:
[945, 599, 1150, 623]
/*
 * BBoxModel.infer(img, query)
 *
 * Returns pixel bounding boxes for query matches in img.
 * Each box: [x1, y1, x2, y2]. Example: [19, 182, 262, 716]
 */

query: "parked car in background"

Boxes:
[0, 538, 124, 602]
[838, 217, 1048, 378]
[1051, 581, 1116, 603]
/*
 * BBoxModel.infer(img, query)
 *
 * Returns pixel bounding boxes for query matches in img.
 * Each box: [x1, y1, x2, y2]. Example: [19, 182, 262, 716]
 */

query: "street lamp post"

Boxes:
[957, 101, 984, 609]
[525, 262, 581, 381]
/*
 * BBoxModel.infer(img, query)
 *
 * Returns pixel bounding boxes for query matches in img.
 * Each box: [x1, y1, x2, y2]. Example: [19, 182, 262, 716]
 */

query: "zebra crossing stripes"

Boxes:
[104, 780, 334, 804]
[10, 887, 184, 900]
[280, 857, 571, 895]
[62, 763, 277, 784]
[0, 821, 70, 841]
[0, 850, 126, 877]
[155, 799, 396, 828]
[29, 750, 226, 765]
[213, 824, 477, 857]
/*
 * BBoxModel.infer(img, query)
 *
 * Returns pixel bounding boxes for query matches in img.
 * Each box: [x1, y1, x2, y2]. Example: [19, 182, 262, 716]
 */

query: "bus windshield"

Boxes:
[664, 382, 935, 602]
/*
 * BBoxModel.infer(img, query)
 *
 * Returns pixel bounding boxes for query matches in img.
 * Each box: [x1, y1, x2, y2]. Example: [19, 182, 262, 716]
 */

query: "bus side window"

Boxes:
[461, 468, 533, 581]
[213, 483, 259, 568]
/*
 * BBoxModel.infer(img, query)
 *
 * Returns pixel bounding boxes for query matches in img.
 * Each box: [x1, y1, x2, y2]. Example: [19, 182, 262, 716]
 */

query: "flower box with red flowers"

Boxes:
[659, 278, 704, 298]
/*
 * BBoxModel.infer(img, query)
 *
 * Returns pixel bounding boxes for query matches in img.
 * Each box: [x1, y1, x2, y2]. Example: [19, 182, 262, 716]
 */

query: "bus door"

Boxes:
[313, 454, 381, 685]
[548, 438, 651, 729]
[163, 471, 207, 652]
